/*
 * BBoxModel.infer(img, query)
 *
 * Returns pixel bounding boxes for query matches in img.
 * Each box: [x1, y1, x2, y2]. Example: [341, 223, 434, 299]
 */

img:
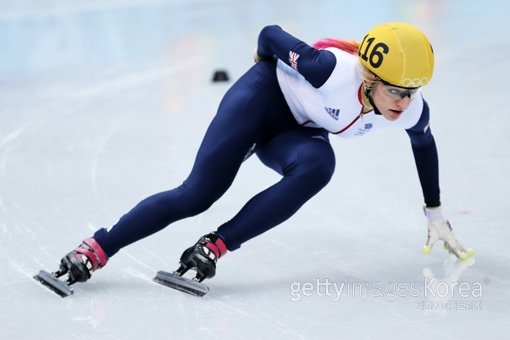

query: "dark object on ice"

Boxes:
[212, 69, 229, 82]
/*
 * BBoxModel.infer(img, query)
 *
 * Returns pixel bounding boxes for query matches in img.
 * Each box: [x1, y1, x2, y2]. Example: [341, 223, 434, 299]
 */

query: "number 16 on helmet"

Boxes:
[359, 22, 435, 89]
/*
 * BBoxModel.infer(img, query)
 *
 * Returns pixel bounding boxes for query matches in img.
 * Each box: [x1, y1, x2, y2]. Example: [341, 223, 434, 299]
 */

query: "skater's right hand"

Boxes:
[421, 206, 475, 260]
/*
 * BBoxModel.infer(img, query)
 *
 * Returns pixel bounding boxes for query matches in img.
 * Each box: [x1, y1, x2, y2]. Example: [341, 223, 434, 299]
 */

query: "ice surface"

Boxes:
[1, 0, 510, 339]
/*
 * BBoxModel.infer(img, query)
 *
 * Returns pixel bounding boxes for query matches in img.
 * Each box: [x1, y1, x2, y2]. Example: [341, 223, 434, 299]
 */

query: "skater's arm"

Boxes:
[405, 99, 440, 208]
[406, 100, 473, 259]
[257, 25, 336, 88]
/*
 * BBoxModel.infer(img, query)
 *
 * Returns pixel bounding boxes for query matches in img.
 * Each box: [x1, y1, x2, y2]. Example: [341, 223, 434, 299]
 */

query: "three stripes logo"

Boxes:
[324, 107, 340, 120]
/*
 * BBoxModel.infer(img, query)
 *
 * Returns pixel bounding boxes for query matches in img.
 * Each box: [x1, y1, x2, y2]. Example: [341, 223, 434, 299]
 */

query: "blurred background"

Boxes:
[1, 1, 509, 339]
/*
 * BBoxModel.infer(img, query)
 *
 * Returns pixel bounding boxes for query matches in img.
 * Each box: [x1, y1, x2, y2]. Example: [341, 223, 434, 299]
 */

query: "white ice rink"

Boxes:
[1, 0, 510, 339]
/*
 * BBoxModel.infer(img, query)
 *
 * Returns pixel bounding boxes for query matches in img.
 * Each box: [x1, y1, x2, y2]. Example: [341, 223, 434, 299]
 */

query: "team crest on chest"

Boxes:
[353, 122, 374, 136]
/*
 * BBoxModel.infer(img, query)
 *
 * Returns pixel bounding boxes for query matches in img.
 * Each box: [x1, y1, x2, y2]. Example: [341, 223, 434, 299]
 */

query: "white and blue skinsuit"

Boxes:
[93, 25, 440, 257]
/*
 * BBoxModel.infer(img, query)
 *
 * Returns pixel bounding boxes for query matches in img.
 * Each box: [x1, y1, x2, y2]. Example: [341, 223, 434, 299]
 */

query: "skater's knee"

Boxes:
[176, 181, 222, 216]
[315, 159, 335, 185]
[303, 158, 335, 189]
[184, 193, 216, 215]
[285, 145, 335, 186]
[137, 186, 216, 219]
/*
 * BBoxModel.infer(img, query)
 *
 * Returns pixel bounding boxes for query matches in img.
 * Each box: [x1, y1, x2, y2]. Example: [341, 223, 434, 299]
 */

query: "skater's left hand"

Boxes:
[253, 49, 275, 63]
[422, 206, 475, 260]
[254, 50, 262, 63]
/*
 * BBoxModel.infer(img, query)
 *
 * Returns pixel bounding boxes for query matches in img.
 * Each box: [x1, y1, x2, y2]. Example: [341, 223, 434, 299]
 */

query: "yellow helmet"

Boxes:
[359, 22, 434, 88]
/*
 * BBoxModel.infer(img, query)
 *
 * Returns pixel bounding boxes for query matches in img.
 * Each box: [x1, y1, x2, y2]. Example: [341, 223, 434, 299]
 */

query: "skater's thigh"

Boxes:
[186, 62, 288, 190]
[256, 128, 335, 176]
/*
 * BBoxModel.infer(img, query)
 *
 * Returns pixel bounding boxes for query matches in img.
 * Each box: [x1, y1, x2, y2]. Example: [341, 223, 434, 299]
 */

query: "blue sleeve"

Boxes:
[257, 25, 337, 88]
[406, 99, 441, 207]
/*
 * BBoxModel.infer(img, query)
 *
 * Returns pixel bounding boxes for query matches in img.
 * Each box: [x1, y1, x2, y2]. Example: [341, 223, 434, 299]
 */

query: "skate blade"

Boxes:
[153, 270, 209, 297]
[33, 270, 74, 298]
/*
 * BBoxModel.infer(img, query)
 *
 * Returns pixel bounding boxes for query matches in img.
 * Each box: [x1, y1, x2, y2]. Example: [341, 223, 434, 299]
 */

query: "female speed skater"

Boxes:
[53, 22, 474, 287]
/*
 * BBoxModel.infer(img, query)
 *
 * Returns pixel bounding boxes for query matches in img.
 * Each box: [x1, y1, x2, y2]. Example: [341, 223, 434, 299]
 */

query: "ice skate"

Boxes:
[177, 232, 228, 282]
[153, 232, 227, 297]
[34, 237, 108, 297]
[59, 237, 109, 284]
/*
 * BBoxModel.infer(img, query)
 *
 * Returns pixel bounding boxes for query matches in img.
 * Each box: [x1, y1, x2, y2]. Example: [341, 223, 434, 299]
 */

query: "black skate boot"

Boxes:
[34, 237, 109, 297]
[152, 233, 227, 296]
[57, 237, 109, 285]
[177, 232, 228, 282]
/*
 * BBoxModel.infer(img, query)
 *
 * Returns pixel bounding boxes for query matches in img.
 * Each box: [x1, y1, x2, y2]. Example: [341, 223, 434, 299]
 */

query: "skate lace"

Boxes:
[200, 243, 219, 262]
[196, 233, 227, 263]
[75, 241, 104, 272]
[78, 253, 94, 271]
[75, 244, 96, 271]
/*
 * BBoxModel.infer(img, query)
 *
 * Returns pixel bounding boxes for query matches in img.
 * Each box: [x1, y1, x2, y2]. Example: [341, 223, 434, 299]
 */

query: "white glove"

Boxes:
[422, 206, 475, 260]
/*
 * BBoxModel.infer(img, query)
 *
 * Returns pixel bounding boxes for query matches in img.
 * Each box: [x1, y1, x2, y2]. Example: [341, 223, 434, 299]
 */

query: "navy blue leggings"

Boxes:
[94, 61, 336, 257]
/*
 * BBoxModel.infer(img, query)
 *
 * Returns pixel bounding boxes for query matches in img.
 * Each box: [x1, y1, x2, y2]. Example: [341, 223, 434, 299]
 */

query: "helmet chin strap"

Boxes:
[365, 88, 383, 116]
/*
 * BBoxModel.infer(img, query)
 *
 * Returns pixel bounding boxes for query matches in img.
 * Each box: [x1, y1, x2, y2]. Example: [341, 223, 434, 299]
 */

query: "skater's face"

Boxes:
[370, 81, 416, 121]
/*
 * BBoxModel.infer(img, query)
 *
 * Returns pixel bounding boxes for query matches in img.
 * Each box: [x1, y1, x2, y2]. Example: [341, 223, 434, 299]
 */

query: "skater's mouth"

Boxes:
[385, 109, 403, 121]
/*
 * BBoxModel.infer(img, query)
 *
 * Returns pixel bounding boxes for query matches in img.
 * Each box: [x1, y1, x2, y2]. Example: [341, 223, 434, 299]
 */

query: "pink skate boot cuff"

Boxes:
[206, 236, 228, 259]
[83, 237, 108, 268]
